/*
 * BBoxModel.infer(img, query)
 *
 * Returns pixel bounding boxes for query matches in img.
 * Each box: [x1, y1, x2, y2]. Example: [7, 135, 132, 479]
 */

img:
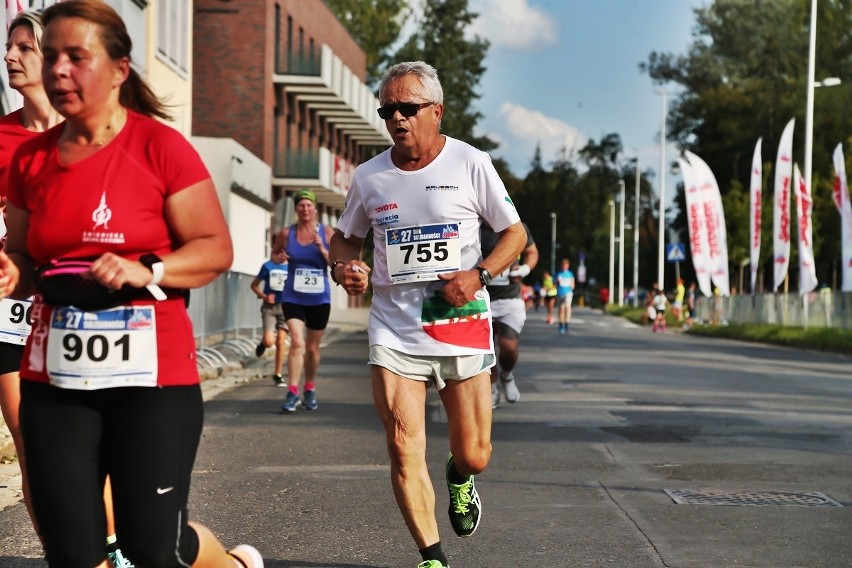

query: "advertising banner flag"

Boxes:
[773, 119, 795, 290]
[678, 157, 712, 297]
[793, 164, 818, 294]
[749, 138, 762, 293]
[684, 150, 729, 296]
[832, 144, 852, 292]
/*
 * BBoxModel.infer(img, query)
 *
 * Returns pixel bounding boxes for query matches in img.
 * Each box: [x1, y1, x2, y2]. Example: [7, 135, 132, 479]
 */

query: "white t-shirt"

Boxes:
[337, 136, 521, 356]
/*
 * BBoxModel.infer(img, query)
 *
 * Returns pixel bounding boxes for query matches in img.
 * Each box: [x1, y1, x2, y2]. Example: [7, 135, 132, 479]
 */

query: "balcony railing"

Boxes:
[278, 50, 321, 76]
[275, 147, 319, 179]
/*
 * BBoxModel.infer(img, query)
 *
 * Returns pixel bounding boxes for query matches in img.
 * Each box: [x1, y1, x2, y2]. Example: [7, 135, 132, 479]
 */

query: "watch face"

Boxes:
[478, 267, 492, 285]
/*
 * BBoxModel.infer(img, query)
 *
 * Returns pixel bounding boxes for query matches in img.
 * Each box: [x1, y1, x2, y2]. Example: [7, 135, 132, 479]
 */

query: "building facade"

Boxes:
[192, 0, 390, 237]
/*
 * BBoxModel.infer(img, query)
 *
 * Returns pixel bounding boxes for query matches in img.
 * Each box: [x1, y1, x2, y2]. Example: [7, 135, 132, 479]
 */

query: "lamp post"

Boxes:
[633, 158, 640, 307]
[656, 89, 667, 290]
[618, 179, 626, 306]
[550, 212, 557, 275]
[803, 0, 842, 194]
[609, 200, 615, 306]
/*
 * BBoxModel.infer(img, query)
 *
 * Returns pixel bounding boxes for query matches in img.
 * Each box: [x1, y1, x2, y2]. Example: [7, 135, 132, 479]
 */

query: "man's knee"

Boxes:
[453, 443, 491, 475]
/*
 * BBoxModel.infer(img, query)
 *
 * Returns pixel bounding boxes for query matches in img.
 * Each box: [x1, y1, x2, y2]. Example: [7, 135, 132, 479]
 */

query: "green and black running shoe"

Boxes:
[446, 453, 481, 537]
[417, 561, 449, 568]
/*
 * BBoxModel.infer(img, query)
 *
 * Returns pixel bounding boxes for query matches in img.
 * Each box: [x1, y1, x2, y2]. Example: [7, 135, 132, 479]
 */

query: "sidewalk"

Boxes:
[0, 306, 371, 512]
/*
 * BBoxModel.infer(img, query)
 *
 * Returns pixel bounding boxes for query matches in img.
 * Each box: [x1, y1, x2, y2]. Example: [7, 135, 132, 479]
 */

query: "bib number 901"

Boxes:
[62, 333, 130, 362]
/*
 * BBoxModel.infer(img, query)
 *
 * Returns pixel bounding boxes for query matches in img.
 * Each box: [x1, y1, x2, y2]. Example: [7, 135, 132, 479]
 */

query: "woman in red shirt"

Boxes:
[0, 2, 261, 566]
[0, 6, 62, 544]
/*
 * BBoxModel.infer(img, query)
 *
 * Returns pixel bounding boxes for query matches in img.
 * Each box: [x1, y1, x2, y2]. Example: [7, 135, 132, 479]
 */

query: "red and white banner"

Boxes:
[832, 143, 852, 292]
[749, 137, 762, 293]
[678, 156, 712, 297]
[684, 150, 729, 296]
[793, 164, 818, 294]
[6, 0, 23, 31]
[773, 118, 795, 291]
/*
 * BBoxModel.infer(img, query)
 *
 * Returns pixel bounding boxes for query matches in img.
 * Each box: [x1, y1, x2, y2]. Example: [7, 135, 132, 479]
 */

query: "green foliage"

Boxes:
[642, 0, 852, 291]
[688, 322, 852, 356]
[323, 0, 411, 87]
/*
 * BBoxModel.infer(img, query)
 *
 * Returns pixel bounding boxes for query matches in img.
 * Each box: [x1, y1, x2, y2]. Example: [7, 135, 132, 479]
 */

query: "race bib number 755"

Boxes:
[385, 223, 461, 284]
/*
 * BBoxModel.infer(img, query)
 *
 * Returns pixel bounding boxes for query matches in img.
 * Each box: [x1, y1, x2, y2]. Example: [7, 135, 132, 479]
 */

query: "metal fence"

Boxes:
[187, 272, 263, 369]
[693, 290, 852, 329]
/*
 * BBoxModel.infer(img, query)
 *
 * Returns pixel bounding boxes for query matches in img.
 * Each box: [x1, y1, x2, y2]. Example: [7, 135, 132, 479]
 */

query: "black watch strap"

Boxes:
[476, 265, 492, 286]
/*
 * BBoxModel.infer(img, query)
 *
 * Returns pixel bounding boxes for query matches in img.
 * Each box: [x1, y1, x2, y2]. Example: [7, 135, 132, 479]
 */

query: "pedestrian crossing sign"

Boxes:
[666, 243, 686, 263]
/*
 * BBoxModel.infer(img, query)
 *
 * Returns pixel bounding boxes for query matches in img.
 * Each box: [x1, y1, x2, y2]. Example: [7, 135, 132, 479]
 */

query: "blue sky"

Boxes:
[462, 0, 708, 196]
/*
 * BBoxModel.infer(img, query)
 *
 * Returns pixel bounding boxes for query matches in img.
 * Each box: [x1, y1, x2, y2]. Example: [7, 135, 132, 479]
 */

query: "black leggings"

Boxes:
[0, 341, 23, 374]
[20, 381, 203, 567]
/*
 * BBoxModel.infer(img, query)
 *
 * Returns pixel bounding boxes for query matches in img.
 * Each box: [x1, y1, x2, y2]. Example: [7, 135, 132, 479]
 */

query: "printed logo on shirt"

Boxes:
[92, 192, 112, 229]
[375, 203, 398, 214]
[376, 214, 399, 227]
[420, 285, 490, 349]
[83, 192, 125, 245]
[426, 185, 459, 192]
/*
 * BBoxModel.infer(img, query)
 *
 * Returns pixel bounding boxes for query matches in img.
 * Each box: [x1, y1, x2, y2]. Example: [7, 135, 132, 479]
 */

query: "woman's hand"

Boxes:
[0, 250, 20, 299]
[89, 252, 154, 290]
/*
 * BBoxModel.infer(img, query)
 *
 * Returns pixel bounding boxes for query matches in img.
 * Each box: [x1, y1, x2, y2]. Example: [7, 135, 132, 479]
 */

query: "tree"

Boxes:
[323, 0, 411, 87]
[642, 0, 852, 290]
[392, 0, 495, 150]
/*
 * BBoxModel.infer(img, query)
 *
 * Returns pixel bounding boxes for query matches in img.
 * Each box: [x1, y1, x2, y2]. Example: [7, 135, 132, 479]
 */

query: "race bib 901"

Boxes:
[46, 306, 158, 390]
[385, 223, 462, 284]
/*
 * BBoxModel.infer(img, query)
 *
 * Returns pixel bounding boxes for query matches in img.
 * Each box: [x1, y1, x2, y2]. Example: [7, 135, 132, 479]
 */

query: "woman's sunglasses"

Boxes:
[377, 102, 434, 120]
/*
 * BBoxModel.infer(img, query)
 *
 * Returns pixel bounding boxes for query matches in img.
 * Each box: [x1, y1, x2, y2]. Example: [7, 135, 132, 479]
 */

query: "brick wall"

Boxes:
[193, 0, 369, 167]
[193, 0, 276, 162]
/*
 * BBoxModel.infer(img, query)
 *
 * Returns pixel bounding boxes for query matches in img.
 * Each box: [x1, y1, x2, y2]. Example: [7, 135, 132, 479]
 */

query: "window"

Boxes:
[157, 0, 188, 76]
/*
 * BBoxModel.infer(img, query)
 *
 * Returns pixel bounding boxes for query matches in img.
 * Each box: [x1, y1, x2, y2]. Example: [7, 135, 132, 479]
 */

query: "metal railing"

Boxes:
[188, 272, 263, 370]
[693, 291, 852, 329]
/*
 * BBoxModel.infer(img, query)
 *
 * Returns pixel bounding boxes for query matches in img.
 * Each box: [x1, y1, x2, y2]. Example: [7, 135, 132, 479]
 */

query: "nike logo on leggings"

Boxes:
[157, 486, 174, 495]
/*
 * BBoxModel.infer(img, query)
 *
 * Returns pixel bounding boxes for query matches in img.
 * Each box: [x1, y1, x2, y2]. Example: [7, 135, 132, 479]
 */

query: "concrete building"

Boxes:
[192, 0, 391, 244]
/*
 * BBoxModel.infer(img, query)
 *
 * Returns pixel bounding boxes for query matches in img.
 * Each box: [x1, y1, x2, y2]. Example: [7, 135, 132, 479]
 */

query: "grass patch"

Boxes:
[604, 305, 852, 356]
[686, 323, 852, 356]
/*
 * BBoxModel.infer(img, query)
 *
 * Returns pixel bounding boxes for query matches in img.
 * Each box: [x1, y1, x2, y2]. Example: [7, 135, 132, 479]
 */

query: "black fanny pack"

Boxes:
[35, 258, 184, 311]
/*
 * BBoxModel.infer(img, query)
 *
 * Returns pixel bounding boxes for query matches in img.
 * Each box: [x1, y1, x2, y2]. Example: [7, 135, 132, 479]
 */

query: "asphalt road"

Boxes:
[2, 307, 851, 567]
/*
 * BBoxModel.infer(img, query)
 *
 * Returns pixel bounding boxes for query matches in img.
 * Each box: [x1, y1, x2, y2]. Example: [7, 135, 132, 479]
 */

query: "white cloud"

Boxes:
[469, 0, 558, 49]
[498, 102, 586, 166]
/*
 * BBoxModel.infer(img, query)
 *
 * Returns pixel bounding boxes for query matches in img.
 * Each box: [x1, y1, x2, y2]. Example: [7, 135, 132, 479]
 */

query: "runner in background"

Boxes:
[273, 189, 334, 412]
[541, 271, 556, 324]
[555, 258, 575, 334]
[251, 248, 289, 386]
[480, 221, 538, 408]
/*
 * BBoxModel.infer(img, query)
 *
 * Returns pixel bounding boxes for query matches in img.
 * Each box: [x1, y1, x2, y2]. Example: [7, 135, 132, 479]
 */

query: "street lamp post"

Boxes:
[550, 212, 557, 276]
[804, 1, 841, 193]
[609, 200, 615, 306]
[633, 159, 640, 307]
[618, 179, 626, 306]
[656, 89, 667, 290]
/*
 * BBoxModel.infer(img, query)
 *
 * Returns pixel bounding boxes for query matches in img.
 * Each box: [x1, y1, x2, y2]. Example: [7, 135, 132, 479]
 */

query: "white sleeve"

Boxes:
[336, 173, 371, 239]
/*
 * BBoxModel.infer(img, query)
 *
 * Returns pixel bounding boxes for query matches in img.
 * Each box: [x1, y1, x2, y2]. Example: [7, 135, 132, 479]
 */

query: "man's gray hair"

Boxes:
[379, 61, 444, 104]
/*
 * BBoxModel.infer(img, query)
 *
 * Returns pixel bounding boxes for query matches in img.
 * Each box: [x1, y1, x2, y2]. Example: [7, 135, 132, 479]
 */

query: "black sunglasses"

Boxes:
[377, 102, 434, 120]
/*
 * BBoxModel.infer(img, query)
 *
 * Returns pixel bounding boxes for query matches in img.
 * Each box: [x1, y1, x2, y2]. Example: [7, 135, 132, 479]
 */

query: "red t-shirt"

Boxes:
[8, 110, 211, 386]
[0, 109, 40, 200]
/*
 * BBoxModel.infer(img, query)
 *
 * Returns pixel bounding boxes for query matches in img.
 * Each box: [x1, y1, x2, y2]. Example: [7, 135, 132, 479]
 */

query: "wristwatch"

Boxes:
[139, 253, 165, 285]
[330, 259, 344, 285]
[476, 266, 493, 286]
